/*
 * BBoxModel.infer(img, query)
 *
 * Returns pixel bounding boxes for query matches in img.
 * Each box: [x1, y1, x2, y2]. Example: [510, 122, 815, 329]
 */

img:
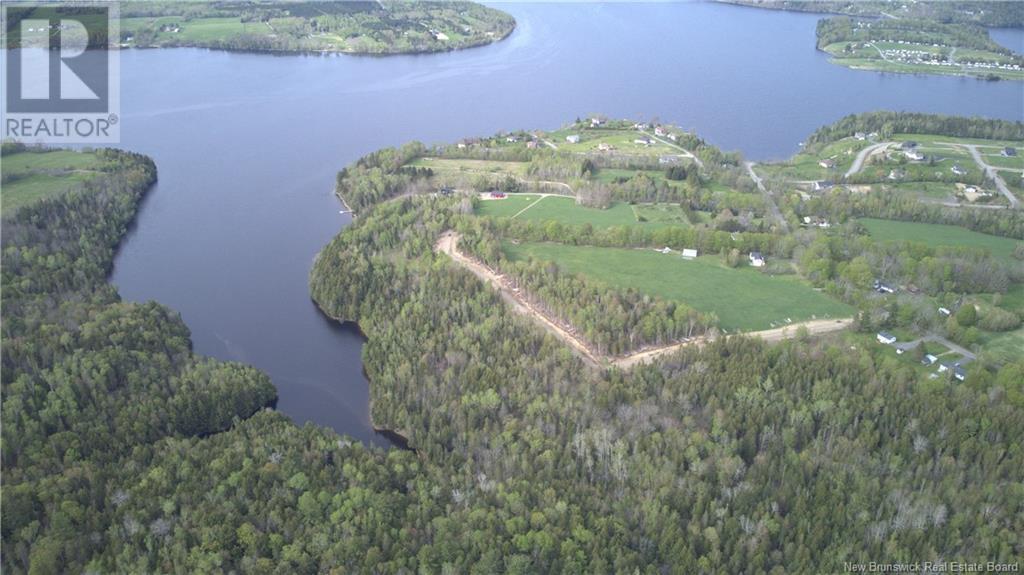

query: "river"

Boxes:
[109, 2, 1024, 447]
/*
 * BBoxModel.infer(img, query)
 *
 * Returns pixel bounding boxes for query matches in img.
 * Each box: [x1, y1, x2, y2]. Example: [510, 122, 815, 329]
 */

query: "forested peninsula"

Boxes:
[2, 111, 1023, 572]
[115, 1, 515, 54]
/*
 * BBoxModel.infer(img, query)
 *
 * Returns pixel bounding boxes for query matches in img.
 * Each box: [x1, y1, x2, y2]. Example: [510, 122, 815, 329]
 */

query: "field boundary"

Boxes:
[436, 231, 852, 369]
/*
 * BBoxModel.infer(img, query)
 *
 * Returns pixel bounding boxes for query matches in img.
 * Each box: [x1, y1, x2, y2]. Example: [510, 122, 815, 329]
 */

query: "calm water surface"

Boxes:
[110, 2, 1024, 446]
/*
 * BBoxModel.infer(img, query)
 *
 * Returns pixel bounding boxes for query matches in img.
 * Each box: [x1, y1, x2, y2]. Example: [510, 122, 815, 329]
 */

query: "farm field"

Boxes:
[503, 242, 852, 331]
[860, 218, 1021, 262]
[1, 150, 105, 216]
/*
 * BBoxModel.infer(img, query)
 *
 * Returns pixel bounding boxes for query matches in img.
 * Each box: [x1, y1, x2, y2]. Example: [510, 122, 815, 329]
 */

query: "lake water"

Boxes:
[109, 2, 1024, 446]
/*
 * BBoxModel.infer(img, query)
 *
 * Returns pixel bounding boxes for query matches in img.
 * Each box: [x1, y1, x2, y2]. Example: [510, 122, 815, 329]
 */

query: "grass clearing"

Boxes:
[408, 157, 529, 177]
[2, 150, 105, 216]
[503, 242, 852, 331]
[860, 218, 1021, 262]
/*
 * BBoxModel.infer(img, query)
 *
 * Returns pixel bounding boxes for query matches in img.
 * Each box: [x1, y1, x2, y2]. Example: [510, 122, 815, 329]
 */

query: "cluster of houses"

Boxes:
[875, 332, 969, 381]
[853, 132, 878, 141]
[867, 44, 1023, 74]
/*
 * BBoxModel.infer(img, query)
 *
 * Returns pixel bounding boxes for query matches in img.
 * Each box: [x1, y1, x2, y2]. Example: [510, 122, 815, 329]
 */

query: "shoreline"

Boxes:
[113, 22, 516, 59]
[315, 303, 414, 452]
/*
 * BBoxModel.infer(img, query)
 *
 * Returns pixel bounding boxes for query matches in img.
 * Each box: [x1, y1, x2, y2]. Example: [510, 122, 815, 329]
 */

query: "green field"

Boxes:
[476, 194, 701, 230]
[503, 242, 853, 331]
[547, 129, 684, 157]
[1, 150, 104, 216]
[978, 328, 1024, 365]
[861, 218, 1021, 262]
[408, 157, 529, 177]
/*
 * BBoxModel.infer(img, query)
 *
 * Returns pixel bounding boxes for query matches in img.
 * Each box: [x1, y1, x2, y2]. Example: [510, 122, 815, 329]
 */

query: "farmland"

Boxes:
[503, 241, 852, 331]
[860, 218, 1022, 262]
[1, 149, 105, 216]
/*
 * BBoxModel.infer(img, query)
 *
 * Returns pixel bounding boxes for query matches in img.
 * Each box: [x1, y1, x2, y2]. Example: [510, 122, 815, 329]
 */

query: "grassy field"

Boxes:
[759, 138, 868, 181]
[547, 129, 683, 157]
[408, 157, 530, 176]
[1, 150, 104, 216]
[860, 218, 1021, 262]
[978, 328, 1024, 365]
[476, 194, 702, 230]
[504, 242, 852, 331]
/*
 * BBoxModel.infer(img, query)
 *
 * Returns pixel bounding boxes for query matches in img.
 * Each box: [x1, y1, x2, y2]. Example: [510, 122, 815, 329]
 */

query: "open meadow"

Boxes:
[1, 150, 105, 216]
[860, 218, 1022, 263]
[503, 241, 853, 331]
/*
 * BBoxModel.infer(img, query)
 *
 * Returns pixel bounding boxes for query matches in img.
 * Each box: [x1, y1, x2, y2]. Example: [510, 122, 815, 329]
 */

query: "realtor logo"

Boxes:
[2, 2, 120, 143]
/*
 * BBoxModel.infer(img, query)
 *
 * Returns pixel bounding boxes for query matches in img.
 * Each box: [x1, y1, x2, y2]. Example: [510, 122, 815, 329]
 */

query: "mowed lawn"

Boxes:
[503, 242, 853, 331]
[861, 218, 1021, 262]
[2, 150, 104, 216]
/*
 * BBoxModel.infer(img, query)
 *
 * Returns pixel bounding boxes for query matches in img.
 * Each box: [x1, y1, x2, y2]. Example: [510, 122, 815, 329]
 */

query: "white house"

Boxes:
[681, 248, 698, 260]
[659, 246, 672, 254]
[876, 332, 897, 345]
[904, 150, 925, 161]
[938, 307, 951, 316]
[566, 135, 581, 144]
[922, 354, 938, 365]
[654, 126, 666, 137]
[951, 164, 967, 176]
[749, 252, 765, 267]
[634, 137, 653, 146]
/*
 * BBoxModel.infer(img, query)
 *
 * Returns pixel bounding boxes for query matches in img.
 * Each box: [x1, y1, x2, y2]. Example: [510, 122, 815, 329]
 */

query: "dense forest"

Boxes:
[4, 128, 1023, 572]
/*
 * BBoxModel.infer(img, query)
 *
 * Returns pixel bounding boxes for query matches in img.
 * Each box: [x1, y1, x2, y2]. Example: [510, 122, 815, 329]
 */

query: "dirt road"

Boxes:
[436, 231, 852, 370]
[744, 162, 789, 233]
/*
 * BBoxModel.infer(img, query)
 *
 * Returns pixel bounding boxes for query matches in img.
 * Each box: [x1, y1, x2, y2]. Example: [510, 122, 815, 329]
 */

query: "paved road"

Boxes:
[845, 141, 894, 179]
[744, 162, 789, 232]
[958, 143, 1020, 209]
[894, 333, 976, 361]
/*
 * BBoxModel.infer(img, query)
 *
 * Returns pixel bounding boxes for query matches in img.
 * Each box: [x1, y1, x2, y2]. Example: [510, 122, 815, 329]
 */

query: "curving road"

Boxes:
[958, 143, 1020, 209]
[845, 141, 894, 179]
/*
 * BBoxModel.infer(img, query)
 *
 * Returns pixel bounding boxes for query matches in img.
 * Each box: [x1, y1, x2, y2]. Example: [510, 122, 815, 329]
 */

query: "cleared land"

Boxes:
[1, 150, 104, 216]
[861, 218, 1022, 262]
[476, 194, 702, 230]
[408, 157, 530, 176]
[503, 242, 853, 332]
[437, 232, 853, 369]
